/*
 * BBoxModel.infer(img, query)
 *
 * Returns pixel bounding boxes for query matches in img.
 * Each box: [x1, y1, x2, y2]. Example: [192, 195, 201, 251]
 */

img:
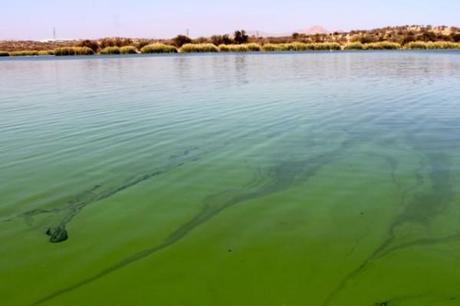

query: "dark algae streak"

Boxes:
[323, 128, 459, 306]
[2, 146, 200, 243]
[31, 139, 354, 305]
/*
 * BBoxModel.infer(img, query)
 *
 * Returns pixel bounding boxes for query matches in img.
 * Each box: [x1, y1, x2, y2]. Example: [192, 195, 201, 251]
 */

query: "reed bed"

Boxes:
[282, 42, 314, 51]
[6, 41, 459, 58]
[364, 42, 401, 50]
[9, 50, 40, 56]
[262, 43, 307, 52]
[429, 41, 460, 49]
[404, 41, 429, 49]
[6, 50, 53, 56]
[100, 46, 121, 55]
[179, 43, 219, 53]
[344, 42, 365, 50]
[262, 42, 341, 52]
[54, 47, 94, 56]
[312, 42, 342, 50]
[38, 50, 54, 56]
[140, 43, 177, 53]
[218, 43, 261, 52]
[422, 41, 460, 49]
[261, 43, 285, 51]
[120, 46, 138, 54]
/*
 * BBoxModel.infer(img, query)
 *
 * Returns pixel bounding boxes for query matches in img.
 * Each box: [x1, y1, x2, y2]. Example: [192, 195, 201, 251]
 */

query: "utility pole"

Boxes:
[53, 27, 56, 40]
[186, 29, 190, 37]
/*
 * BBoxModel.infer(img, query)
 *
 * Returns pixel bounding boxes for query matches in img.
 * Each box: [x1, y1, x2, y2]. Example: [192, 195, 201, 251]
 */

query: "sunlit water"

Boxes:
[1, 52, 460, 306]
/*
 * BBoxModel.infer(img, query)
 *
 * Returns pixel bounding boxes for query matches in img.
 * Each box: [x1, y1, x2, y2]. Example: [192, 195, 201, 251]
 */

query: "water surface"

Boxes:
[1, 51, 460, 306]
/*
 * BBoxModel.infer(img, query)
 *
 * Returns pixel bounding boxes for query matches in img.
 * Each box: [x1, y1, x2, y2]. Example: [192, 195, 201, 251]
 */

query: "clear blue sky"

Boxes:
[1, 0, 459, 40]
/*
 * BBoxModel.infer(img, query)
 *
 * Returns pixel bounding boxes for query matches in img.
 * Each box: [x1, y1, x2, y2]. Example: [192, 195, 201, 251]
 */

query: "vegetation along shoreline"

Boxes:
[1, 26, 460, 56]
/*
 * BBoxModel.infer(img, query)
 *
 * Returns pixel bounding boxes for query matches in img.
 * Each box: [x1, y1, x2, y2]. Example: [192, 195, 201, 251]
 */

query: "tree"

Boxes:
[78, 40, 99, 52]
[136, 39, 151, 49]
[211, 34, 233, 45]
[234, 30, 249, 44]
[451, 33, 460, 42]
[173, 35, 192, 47]
[360, 34, 377, 44]
[420, 31, 436, 42]
[99, 37, 133, 48]
[312, 33, 323, 43]
[193, 37, 209, 44]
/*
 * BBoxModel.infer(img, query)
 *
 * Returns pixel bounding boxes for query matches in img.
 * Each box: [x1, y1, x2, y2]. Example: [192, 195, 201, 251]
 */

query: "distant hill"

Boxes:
[247, 25, 328, 37]
[299, 25, 329, 35]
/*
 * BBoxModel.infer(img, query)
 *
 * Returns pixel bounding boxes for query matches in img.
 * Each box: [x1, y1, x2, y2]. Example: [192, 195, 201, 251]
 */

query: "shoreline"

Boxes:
[1, 48, 460, 60]
[1, 41, 460, 57]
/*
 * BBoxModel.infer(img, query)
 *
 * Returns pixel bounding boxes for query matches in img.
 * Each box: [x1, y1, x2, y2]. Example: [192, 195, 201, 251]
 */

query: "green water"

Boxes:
[1, 52, 460, 306]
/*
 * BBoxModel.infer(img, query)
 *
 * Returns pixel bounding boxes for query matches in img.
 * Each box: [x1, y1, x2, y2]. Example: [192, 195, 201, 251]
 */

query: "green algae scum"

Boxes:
[1, 51, 460, 306]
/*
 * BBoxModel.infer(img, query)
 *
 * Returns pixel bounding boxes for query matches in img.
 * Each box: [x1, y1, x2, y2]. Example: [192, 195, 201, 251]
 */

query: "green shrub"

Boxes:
[140, 43, 177, 53]
[100, 46, 121, 54]
[344, 42, 365, 50]
[0, 51, 10, 56]
[54, 47, 94, 56]
[9, 50, 40, 56]
[120, 46, 138, 54]
[218, 43, 261, 52]
[364, 42, 401, 50]
[179, 43, 219, 53]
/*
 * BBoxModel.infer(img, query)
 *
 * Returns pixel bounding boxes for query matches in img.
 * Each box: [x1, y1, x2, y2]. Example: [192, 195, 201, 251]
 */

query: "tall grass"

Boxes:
[262, 43, 307, 51]
[404, 41, 428, 49]
[38, 50, 54, 56]
[240, 43, 261, 51]
[9, 50, 40, 56]
[364, 42, 401, 50]
[405, 41, 460, 49]
[54, 47, 95, 56]
[140, 43, 177, 53]
[100, 46, 121, 54]
[7, 50, 53, 56]
[120, 46, 138, 54]
[427, 41, 460, 49]
[218, 43, 261, 52]
[282, 42, 314, 51]
[262, 43, 285, 51]
[404, 41, 460, 49]
[179, 43, 219, 53]
[0, 51, 10, 56]
[312, 42, 341, 50]
[344, 42, 365, 50]
[262, 42, 341, 51]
